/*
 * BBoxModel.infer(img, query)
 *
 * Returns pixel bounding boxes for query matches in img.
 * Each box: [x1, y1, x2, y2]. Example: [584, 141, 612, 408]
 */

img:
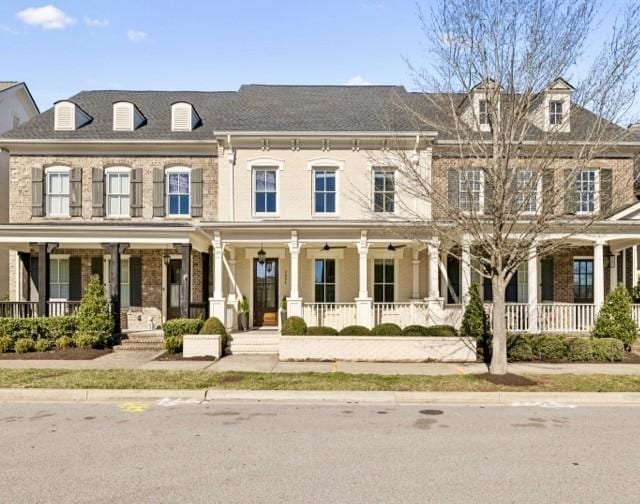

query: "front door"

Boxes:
[167, 259, 182, 319]
[253, 258, 278, 327]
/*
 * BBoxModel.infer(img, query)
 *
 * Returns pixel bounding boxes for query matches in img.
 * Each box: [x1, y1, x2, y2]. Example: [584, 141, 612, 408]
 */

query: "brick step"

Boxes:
[229, 337, 280, 346]
[123, 336, 165, 344]
[227, 345, 279, 354]
[114, 342, 165, 352]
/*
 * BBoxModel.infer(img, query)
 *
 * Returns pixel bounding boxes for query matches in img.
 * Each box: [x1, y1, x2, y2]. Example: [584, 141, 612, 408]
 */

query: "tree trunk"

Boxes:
[490, 275, 508, 375]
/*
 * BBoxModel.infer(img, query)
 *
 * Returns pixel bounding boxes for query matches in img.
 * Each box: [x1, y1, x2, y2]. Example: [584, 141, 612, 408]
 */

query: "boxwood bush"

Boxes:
[200, 317, 228, 349]
[306, 326, 339, 336]
[507, 334, 534, 361]
[54, 336, 74, 350]
[0, 316, 77, 342]
[423, 325, 458, 337]
[281, 316, 307, 336]
[506, 333, 625, 362]
[591, 338, 625, 362]
[14, 337, 35, 353]
[338, 325, 371, 336]
[567, 338, 594, 362]
[370, 323, 402, 336]
[163, 318, 205, 353]
[34, 339, 51, 352]
[402, 325, 430, 336]
[532, 336, 568, 360]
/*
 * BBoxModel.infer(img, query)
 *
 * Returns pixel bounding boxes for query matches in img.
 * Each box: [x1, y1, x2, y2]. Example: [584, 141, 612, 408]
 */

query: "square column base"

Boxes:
[210, 297, 227, 325]
[287, 297, 303, 318]
[355, 297, 373, 328]
[425, 297, 445, 326]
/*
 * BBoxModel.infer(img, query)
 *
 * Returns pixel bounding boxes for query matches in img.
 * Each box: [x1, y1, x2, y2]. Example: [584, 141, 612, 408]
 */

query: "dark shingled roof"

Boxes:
[1, 85, 635, 142]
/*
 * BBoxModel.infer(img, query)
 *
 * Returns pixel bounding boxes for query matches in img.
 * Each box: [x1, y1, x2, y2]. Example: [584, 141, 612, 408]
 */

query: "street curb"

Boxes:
[1, 388, 640, 405]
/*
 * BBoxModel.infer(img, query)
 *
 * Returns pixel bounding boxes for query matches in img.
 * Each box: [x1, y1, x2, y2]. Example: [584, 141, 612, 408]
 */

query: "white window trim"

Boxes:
[312, 167, 339, 217]
[113, 102, 134, 131]
[371, 257, 397, 304]
[49, 255, 70, 301]
[372, 167, 397, 214]
[54, 102, 75, 131]
[45, 166, 71, 217]
[459, 169, 485, 215]
[575, 169, 600, 216]
[165, 166, 192, 218]
[105, 167, 132, 219]
[312, 257, 338, 303]
[252, 166, 280, 217]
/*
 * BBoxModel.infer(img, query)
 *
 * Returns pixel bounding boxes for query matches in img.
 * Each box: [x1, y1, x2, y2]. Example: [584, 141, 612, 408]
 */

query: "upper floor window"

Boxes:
[576, 169, 598, 214]
[46, 168, 70, 217]
[515, 170, 537, 213]
[254, 168, 277, 214]
[478, 99, 490, 126]
[166, 169, 190, 216]
[49, 257, 69, 300]
[373, 170, 395, 213]
[106, 168, 130, 217]
[314, 259, 336, 302]
[459, 170, 483, 212]
[549, 101, 563, 125]
[314, 169, 336, 214]
[374, 259, 394, 303]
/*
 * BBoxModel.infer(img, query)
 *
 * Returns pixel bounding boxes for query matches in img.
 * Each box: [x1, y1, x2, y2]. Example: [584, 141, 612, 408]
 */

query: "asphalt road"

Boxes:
[0, 400, 639, 503]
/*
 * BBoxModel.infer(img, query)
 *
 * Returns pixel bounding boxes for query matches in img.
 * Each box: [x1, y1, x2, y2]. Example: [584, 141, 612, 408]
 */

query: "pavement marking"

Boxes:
[156, 398, 202, 407]
[511, 401, 577, 409]
[119, 402, 150, 413]
[453, 366, 466, 375]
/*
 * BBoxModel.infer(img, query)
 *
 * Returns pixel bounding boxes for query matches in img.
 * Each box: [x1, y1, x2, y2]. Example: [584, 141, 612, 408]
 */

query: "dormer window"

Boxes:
[549, 101, 563, 125]
[171, 102, 200, 131]
[478, 99, 490, 126]
[113, 101, 145, 131]
[54, 101, 91, 131]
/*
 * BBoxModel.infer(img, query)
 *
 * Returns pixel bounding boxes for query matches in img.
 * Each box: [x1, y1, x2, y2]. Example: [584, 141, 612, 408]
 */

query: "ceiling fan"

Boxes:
[320, 242, 348, 251]
[371, 243, 408, 252]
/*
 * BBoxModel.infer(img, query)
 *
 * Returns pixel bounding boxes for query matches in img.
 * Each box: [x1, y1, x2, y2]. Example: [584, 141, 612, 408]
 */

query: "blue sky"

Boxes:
[1, 0, 636, 119]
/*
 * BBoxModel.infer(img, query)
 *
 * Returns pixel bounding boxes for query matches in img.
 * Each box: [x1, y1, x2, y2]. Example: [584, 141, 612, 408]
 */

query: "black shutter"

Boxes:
[32, 166, 44, 217]
[153, 168, 165, 217]
[448, 169, 459, 209]
[92, 167, 104, 217]
[446, 255, 460, 304]
[129, 256, 142, 307]
[600, 168, 613, 214]
[91, 256, 104, 283]
[131, 168, 143, 217]
[564, 168, 576, 214]
[191, 167, 203, 217]
[70, 167, 83, 217]
[505, 273, 518, 302]
[69, 256, 82, 301]
[30, 255, 39, 302]
[541, 257, 554, 302]
[483, 275, 493, 302]
[543, 169, 554, 214]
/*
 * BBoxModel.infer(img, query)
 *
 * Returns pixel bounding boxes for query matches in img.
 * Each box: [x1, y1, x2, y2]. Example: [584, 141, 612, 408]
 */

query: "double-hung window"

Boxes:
[459, 170, 483, 212]
[373, 259, 394, 303]
[49, 257, 70, 300]
[120, 258, 131, 309]
[549, 101, 563, 125]
[314, 259, 336, 302]
[576, 169, 598, 214]
[373, 170, 395, 213]
[106, 169, 130, 217]
[167, 169, 190, 216]
[254, 168, 277, 214]
[314, 169, 336, 214]
[515, 170, 537, 213]
[478, 99, 490, 126]
[46, 168, 70, 216]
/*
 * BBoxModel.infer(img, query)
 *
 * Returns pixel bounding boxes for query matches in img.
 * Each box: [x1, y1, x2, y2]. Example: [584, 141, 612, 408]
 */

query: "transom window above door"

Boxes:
[167, 170, 190, 216]
[373, 170, 395, 213]
[106, 169, 131, 217]
[254, 168, 277, 214]
[314, 169, 336, 214]
[46, 168, 70, 217]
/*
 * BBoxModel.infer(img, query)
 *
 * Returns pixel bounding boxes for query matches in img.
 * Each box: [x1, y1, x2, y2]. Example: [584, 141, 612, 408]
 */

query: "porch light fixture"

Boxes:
[257, 243, 266, 265]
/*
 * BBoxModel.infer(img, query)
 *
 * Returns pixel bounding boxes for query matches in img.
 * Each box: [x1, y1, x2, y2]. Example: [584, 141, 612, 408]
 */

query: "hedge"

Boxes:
[306, 326, 339, 336]
[281, 316, 307, 336]
[507, 333, 624, 362]
[370, 323, 403, 336]
[0, 317, 78, 342]
[200, 317, 228, 349]
[338, 325, 371, 336]
[163, 318, 205, 353]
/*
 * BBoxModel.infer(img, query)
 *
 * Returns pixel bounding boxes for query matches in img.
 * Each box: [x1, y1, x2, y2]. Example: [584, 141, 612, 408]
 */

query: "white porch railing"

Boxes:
[537, 303, 595, 333]
[373, 302, 429, 327]
[302, 303, 357, 331]
[633, 304, 640, 326]
[483, 303, 529, 332]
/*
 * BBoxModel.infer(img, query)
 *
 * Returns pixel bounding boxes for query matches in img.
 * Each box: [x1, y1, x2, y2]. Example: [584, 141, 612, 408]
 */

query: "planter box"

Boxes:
[183, 334, 222, 358]
[279, 335, 476, 362]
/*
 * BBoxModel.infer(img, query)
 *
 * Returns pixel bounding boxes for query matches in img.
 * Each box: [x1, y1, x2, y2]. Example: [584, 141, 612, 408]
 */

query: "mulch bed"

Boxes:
[476, 373, 538, 387]
[0, 348, 112, 360]
[154, 352, 216, 362]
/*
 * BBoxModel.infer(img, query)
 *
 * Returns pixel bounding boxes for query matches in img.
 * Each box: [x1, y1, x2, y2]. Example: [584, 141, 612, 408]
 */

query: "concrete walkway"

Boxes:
[2, 352, 640, 375]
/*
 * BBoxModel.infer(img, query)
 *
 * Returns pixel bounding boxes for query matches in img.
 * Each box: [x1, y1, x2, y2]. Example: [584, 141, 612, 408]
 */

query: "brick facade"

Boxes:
[552, 246, 612, 303]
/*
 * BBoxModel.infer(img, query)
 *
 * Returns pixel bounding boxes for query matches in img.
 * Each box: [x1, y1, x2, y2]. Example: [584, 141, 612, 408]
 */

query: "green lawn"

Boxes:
[0, 369, 640, 392]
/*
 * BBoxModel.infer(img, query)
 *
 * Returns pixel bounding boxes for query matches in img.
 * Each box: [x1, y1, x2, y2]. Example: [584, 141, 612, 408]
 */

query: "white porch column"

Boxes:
[426, 237, 445, 325]
[594, 239, 605, 310]
[355, 231, 373, 328]
[461, 237, 471, 304]
[287, 231, 303, 317]
[527, 243, 539, 334]
[609, 253, 618, 291]
[411, 246, 420, 300]
[210, 231, 226, 324]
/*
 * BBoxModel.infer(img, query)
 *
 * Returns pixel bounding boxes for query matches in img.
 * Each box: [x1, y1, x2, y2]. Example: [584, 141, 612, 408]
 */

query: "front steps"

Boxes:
[227, 329, 280, 354]
[114, 330, 165, 352]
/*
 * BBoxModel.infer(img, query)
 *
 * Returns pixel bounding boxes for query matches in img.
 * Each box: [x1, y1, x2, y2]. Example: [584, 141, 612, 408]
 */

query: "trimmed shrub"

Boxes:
[461, 284, 490, 339]
[402, 325, 430, 336]
[74, 332, 102, 349]
[532, 335, 568, 360]
[76, 275, 114, 346]
[591, 338, 625, 362]
[306, 326, 339, 336]
[592, 284, 638, 349]
[423, 325, 458, 337]
[338, 325, 371, 336]
[163, 318, 205, 353]
[281, 316, 307, 336]
[0, 335, 13, 352]
[507, 334, 534, 362]
[0, 318, 38, 339]
[370, 323, 402, 336]
[55, 336, 74, 350]
[567, 338, 594, 362]
[34, 339, 51, 352]
[200, 317, 228, 349]
[0, 317, 78, 342]
[41, 317, 77, 340]
[14, 338, 35, 353]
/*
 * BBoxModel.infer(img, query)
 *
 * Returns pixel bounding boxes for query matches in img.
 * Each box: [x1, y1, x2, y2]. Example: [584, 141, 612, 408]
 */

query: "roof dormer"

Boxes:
[466, 79, 501, 132]
[542, 77, 574, 133]
[112, 101, 145, 131]
[54, 101, 91, 131]
[171, 102, 200, 131]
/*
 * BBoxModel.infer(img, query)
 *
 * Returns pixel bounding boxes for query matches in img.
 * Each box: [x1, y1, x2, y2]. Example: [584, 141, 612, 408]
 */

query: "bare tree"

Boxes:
[381, 0, 640, 374]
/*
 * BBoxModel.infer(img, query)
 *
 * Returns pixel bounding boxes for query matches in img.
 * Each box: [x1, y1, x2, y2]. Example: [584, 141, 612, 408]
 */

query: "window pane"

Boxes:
[374, 173, 385, 191]
[325, 259, 335, 283]
[121, 196, 130, 215]
[385, 194, 394, 212]
[325, 172, 335, 192]
[169, 195, 179, 215]
[374, 193, 384, 212]
[50, 259, 59, 282]
[374, 285, 383, 303]
[326, 284, 336, 303]
[266, 192, 276, 212]
[384, 262, 394, 282]
[256, 193, 265, 213]
[315, 260, 324, 284]
[385, 173, 394, 191]
[385, 284, 394, 303]
[374, 262, 384, 283]
[315, 284, 325, 302]
[49, 174, 60, 193]
[265, 171, 276, 191]
[315, 194, 325, 213]
[256, 171, 265, 191]
[179, 195, 190, 215]
[108, 174, 119, 194]
[168, 174, 179, 193]
[315, 172, 325, 191]
[109, 196, 120, 216]
[59, 259, 69, 282]
[325, 193, 335, 213]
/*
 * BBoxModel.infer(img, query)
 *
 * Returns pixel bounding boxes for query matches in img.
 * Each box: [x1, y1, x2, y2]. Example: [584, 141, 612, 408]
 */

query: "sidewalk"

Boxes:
[2, 352, 640, 375]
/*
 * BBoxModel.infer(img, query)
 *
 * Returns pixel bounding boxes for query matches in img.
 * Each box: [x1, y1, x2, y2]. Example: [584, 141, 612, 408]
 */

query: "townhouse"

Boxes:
[0, 82, 639, 337]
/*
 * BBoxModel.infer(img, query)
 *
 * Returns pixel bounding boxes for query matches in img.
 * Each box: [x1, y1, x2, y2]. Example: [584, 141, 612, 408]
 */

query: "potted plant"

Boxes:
[280, 296, 288, 326]
[237, 296, 249, 332]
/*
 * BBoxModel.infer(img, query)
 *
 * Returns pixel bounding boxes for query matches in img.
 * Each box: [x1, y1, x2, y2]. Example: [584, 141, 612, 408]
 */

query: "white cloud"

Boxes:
[127, 30, 147, 42]
[344, 75, 372, 86]
[16, 5, 75, 30]
[84, 17, 109, 28]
